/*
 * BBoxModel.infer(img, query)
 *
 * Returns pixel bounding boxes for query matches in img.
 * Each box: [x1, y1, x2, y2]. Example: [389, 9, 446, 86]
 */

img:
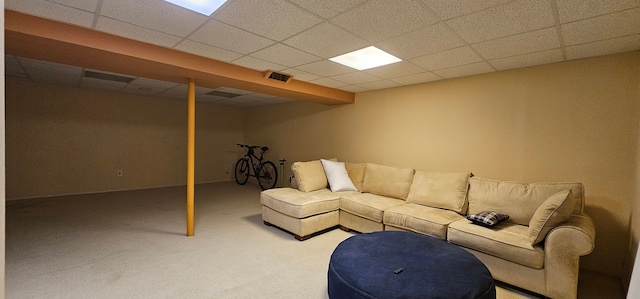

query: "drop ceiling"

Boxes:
[5, 0, 640, 107]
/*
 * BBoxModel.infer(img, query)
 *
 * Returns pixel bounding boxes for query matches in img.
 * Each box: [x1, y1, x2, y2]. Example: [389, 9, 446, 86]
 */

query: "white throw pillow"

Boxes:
[320, 159, 358, 192]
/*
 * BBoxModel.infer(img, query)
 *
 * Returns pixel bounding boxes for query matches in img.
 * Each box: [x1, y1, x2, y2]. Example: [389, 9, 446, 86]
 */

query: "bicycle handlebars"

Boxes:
[237, 143, 269, 152]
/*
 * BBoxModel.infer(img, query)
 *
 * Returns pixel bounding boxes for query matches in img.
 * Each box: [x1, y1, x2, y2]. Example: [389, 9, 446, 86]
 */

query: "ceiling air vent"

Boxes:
[264, 70, 292, 83]
[205, 90, 241, 98]
[83, 70, 134, 83]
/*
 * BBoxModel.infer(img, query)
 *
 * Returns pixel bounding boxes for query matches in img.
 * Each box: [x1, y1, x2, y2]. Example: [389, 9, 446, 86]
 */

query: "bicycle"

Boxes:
[234, 144, 278, 190]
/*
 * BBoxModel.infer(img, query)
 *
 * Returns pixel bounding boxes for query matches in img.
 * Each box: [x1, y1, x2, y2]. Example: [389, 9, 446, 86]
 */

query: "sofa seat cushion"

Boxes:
[261, 188, 355, 219]
[383, 203, 465, 239]
[340, 193, 405, 222]
[448, 219, 545, 269]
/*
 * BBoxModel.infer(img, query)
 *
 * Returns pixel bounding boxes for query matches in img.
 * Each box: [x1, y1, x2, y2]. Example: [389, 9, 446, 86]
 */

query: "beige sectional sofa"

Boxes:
[260, 160, 595, 299]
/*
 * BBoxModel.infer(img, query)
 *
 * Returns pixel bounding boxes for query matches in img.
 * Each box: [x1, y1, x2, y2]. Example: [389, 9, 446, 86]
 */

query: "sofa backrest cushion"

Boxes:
[468, 177, 584, 226]
[528, 190, 575, 245]
[291, 158, 337, 192]
[345, 162, 366, 191]
[406, 171, 472, 214]
[362, 163, 415, 200]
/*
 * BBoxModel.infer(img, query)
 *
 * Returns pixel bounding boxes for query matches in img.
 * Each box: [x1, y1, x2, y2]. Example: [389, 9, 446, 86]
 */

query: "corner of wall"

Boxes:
[622, 53, 640, 296]
[1, 2, 7, 298]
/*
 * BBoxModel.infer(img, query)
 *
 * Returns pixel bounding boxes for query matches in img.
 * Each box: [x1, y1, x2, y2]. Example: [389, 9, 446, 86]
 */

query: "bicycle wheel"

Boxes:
[257, 161, 278, 190]
[234, 158, 250, 185]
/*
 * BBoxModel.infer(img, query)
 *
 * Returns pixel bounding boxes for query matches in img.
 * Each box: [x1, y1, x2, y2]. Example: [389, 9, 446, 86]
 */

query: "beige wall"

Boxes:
[5, 79, 244, 199]
[245, 52, 640, 278]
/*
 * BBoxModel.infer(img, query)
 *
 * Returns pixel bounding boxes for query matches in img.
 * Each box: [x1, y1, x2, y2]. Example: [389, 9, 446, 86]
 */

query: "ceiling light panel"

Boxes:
[164, 0, 228, 16]
[330, 46, 401, 71]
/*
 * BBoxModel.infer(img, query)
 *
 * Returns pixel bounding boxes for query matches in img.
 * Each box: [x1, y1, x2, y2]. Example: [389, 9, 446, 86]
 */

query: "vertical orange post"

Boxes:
[187, 78, 196, 236]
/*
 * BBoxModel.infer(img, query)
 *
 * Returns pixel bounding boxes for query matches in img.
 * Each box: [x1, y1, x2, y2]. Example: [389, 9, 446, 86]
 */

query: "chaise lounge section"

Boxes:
[260, 159, 595, 299]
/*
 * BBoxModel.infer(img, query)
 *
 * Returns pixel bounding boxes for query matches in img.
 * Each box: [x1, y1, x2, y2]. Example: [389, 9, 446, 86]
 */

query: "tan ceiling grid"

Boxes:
[5, 0, 640, 107]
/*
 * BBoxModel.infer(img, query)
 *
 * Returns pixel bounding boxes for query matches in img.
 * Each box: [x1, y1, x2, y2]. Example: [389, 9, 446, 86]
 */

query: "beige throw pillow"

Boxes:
[528, 190, 575, 245]
[291, 159, 336, 192]
[345, 162, 366, 191]
[406, 171, 471, 214]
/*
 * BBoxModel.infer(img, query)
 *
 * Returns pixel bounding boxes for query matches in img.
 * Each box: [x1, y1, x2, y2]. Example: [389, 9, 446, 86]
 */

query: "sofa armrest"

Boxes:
[544, 214, 596, 299]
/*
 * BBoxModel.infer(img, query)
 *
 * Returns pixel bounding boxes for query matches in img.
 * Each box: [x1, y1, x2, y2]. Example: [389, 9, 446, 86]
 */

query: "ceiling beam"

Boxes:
[4, 10, 355, 105]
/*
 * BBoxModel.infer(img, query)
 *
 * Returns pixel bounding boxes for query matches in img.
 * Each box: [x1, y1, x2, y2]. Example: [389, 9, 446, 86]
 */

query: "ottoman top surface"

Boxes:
[328, 231, 495, 299]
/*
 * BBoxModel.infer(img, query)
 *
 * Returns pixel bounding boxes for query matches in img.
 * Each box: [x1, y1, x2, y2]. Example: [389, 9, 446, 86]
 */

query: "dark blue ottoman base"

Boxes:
[328, 231, 496, 299]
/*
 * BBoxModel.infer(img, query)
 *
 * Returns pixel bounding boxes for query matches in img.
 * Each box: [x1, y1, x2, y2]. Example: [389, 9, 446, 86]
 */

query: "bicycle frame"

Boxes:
[242, 146, 265, 178]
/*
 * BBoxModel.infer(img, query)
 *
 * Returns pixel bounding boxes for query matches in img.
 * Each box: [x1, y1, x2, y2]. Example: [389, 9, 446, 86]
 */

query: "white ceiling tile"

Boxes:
[330, 72, 382, 85]
[490, 49, 564, 71]
[188, 20, 275, 55]
[174, 40, 243, 62]
[311, 78, 351, 88]
[202, 98, 234, 105]
[231, 56, 288, 72]
[283, 22, 369, 59]
[364, 61, 426, 79]
[356, 80, 401, 91]
[157, 84, 214, 100]
[232, 93, 262, 102]
[229, 95, 261, 103]
[331, 0, 438, 42]
[294, 60, 355, 77]
[376, 23, 465, 59]
[129, 78, 180, 90]
[340, 85, 369, 93]
[240, 102, 269, 108]
[260, 97, 294, 104]
[215, 87, 255, 95]
[6, 0, 95, 27]
[199, 93, 238, 102]
[19, 58, 83, 84]
[433, 62, 494, 78]
[562, 8, 640, 45]
[101, 0, 208, 37]
[281, 68, 322, 82]
[446, 0, 555, 43]
[472, 27, 560, 60]
[195, 96, 226, 103]
[50, 0, 99, 12]
[556, 0, 640, 23]
[121, 85, 165, 96]
[214, 0, 323, 41]
[422, 0, 513, 20]
[411, 46, 484, 70]
[390, 71, 442, 85]
[287, 0, 367, 18]
[566, 34, 640, 60]
[250, 44, 322, 68]
[5, 56, 28, 79]
[96, 17, 182, 48]
[155, 92, 183, 101]
[80, 77, 127, 91]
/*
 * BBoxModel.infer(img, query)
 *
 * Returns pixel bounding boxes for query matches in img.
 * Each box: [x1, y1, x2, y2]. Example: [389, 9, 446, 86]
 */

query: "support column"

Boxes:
[186, 78, 196, 236]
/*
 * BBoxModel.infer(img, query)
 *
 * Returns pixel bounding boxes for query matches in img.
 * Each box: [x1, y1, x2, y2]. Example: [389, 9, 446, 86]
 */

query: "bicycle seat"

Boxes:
[261, 146, 269, 152]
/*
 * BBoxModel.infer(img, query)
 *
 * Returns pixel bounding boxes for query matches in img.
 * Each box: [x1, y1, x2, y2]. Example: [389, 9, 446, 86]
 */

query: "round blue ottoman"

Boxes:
[328, 231, 496, 299]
